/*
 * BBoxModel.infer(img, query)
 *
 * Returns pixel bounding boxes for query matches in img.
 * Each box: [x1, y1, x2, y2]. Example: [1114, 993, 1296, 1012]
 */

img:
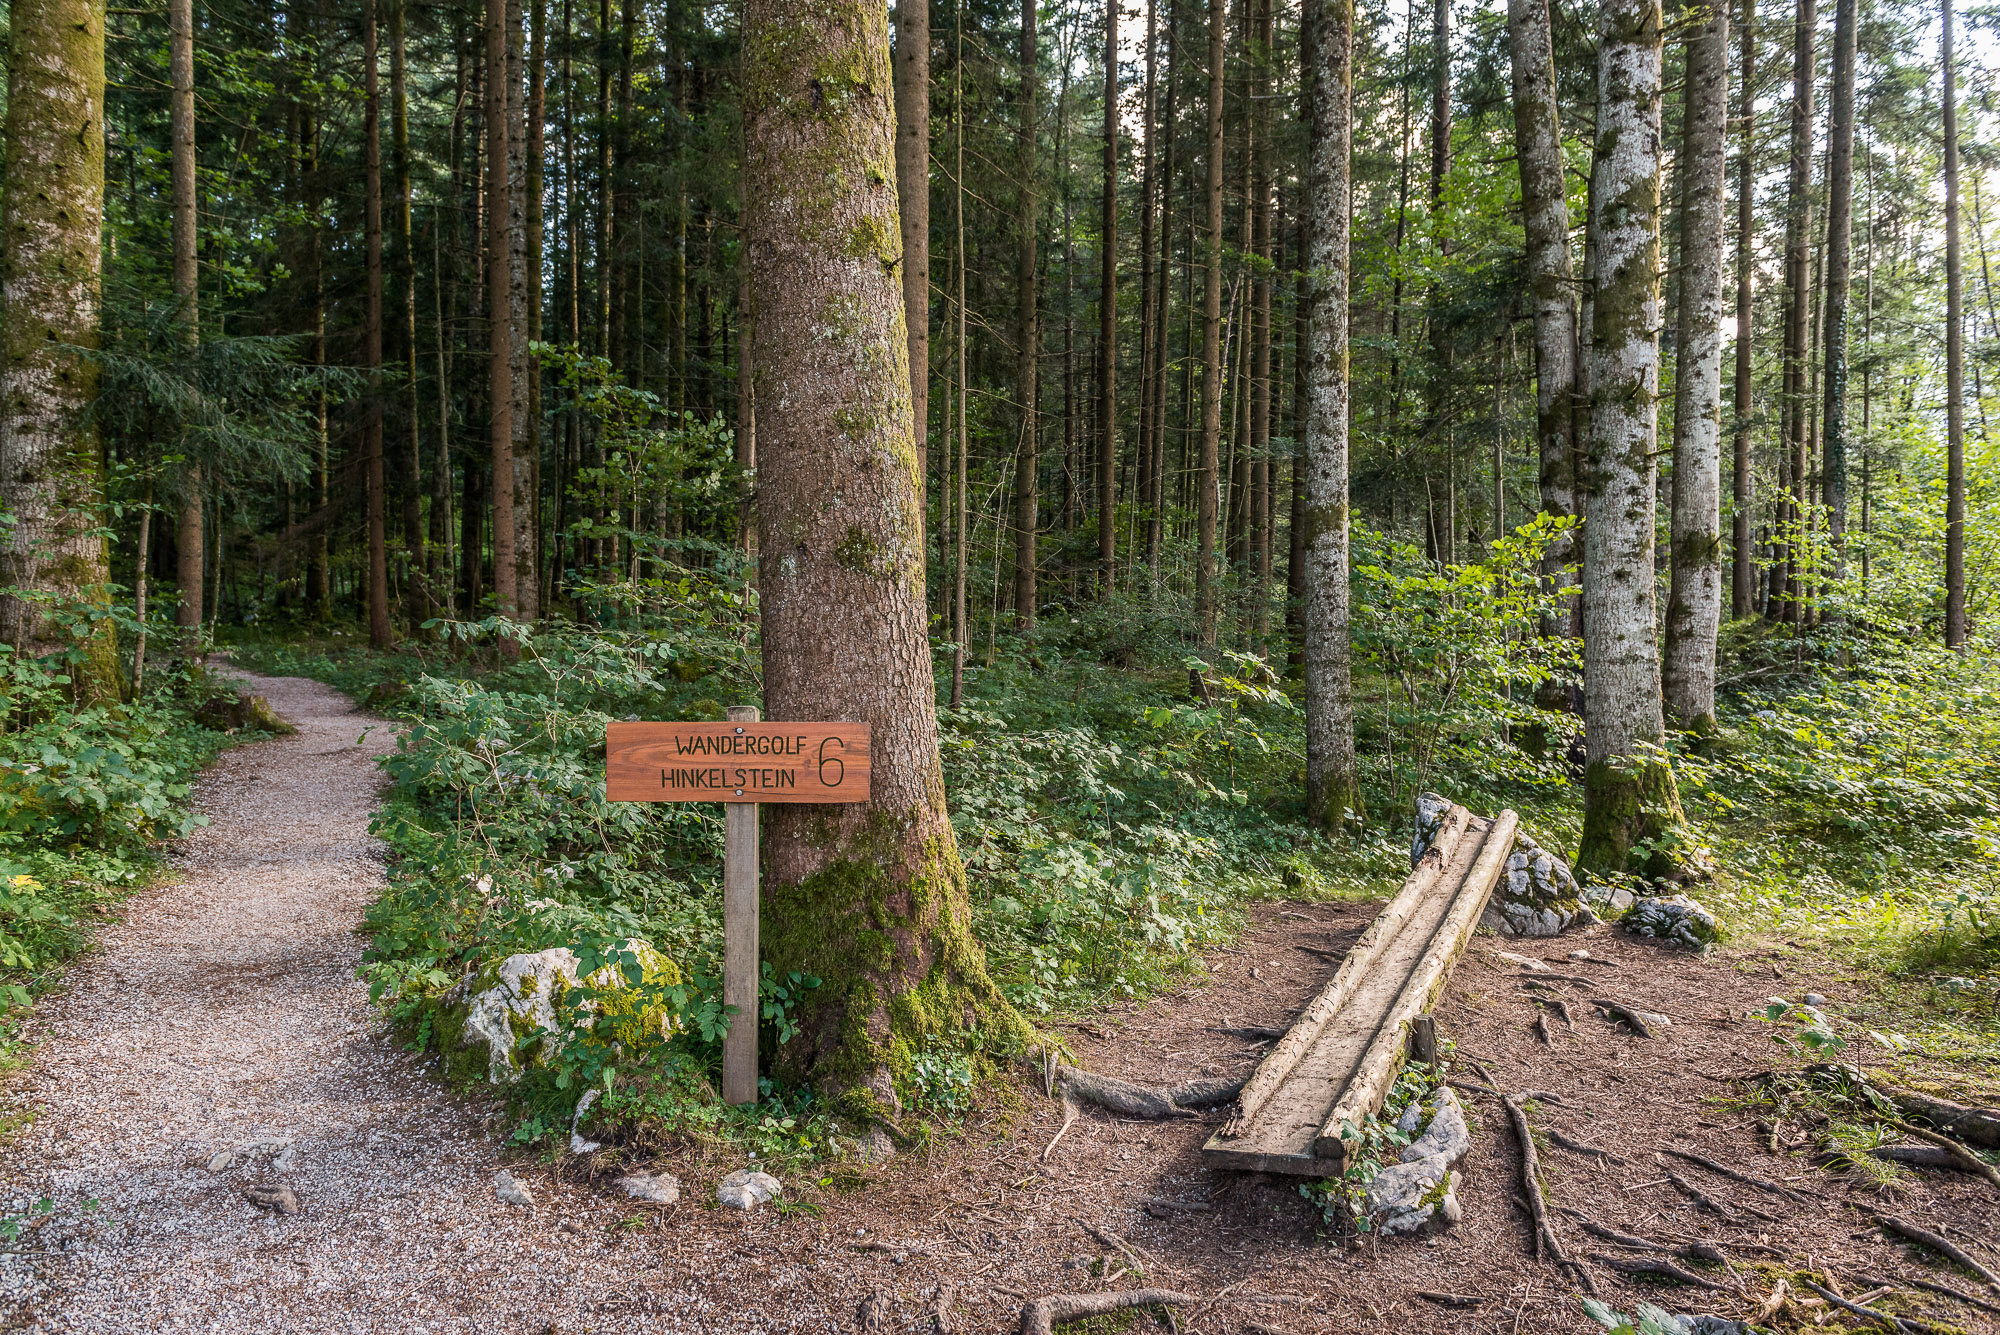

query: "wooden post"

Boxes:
[722, 703, 761, 1105]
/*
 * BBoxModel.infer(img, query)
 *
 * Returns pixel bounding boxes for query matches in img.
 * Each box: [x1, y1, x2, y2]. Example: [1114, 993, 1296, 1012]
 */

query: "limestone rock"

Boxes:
[460, 941, 681, 1084]
[717, 1169, 781, 1209]
[493, 1171, 535, 1208]
[1367, 1089, 1470, 1236]
[1407, 795, 1592, 938]
[1582, 882, 1639, 916]
[1621, 895, 1720, 950]
[243, 1184, 299, 1215]
[616, 1172, 680, 1204]
[1410, 793, 1454, 868]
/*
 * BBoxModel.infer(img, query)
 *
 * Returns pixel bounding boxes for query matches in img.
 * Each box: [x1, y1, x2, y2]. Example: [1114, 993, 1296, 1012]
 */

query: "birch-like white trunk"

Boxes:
[1662, 0, 1728, 731]
[0, 0, 118, 693]
[1579, 0, 1682, 878]
[1302, 0, 1359, 829]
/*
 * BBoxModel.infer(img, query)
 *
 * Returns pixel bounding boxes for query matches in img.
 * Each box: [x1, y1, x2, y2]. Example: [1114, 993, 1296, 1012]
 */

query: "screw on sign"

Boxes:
[605, 708, 871, 1105]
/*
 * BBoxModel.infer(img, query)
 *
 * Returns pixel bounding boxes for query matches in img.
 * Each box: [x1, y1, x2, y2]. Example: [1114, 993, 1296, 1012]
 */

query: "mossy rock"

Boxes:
[195, 691, 296, 735]
[459, 941, 684, 1084]
[361, 681, 410, 712]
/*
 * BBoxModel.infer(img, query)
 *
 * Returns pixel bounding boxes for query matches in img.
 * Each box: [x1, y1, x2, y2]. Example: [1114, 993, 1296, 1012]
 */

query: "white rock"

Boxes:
[569, 1089, 603, 1155]
[1621, 894, 1720, 950]
[616, 1172, 681, 1204]
[1366, 1089, 1471, 1236]
[493, 1171, 535, 1208]
[206, 1152, 235, 1173]
[716, 1169, 781, 1209]
[1492, 950, 1548, 971]
[1398, 1089, 1470, 1166]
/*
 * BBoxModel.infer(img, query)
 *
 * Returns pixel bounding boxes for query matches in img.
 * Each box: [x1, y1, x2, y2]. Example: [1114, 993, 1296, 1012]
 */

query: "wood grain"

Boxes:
[606, 721, 871, 804]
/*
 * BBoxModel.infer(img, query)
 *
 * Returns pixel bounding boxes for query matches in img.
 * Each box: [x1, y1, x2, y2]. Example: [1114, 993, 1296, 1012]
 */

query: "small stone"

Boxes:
[1803, 993, 1827, 1007]
[1492, 950, 1548, 971]
[615, 1172, 680, 1204]
[1568, 950, 1593, 961]
[1398, 1089, 1471, 1165]
[494, 1171, 536, 1208]
[1633, 1011, 1673, 1030]
[716, 1169, 782, 1209]
[271, 1147, 297, 1172]
[207, 1152, 236, 1173]
[243, 1184, 299, 1215]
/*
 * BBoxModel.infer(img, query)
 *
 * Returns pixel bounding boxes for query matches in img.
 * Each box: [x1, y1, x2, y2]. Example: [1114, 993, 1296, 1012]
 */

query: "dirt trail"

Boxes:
[0, 671, 735, 1334]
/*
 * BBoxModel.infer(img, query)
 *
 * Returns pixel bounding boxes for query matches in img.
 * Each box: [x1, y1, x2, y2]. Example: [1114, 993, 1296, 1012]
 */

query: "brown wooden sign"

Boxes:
[606, 721, 871, 804]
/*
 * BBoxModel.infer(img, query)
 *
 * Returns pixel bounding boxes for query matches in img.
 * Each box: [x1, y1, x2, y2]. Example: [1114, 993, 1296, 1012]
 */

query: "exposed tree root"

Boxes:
[1041, 1096, 1080, 1163]
[1496, 1088, 1595, 1294]
[1659, 1147, 1796, 1197]
[1885, 1089, 2000, 1149]
[1414, 1291, 1483, 1308]
[1658, 1164, 1777, 1223]
[1852, 1271, 2000, 1319]
[1052, 1065, 1246, 1119]
[1880, 1117, 2000, 1191]
[930, 1285, 954, 1335]
[1589, 999, 1657, 1038]
[1015, 1290, 1298, 1335]
[1080, 1220, 1159, 1276]
[1587, 1252, 1732, 1292]
[857, 1287, 890, 1333]
[1549, 1129, 1626, 1164]
[1876, 1215, 2000, 1290]
[1800, 1278, 1949, 1334]
[1533, 1012, 1555, 1046]
[1527, 994, 1577, 1029]
[1558, 1208, 1734, 1268]
[1869, 1145, 1974, 1172]
[1210, 1026, 1287, 1040]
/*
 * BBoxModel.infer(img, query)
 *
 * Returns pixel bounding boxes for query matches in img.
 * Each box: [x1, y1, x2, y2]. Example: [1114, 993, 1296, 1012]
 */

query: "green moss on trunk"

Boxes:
[1576, 754, 1686, 884]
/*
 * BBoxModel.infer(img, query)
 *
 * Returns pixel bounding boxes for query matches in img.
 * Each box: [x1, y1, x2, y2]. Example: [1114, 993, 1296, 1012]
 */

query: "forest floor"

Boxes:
[1, 671, 1996, 1334]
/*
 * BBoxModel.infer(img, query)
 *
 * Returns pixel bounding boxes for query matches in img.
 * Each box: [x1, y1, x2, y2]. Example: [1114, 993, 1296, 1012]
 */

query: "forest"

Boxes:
[0, 0, 1997, 1325]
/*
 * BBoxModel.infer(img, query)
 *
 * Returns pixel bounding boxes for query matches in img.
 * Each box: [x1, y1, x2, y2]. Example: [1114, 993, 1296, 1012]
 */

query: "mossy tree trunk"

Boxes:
[1577, 0, 1684, 881]
[742, 0, 1024, 1123]
[893, 0, 929, 494]
[1302, 0, 1361, 831]
[1662, 0, 1728, 733]
[169, 0, 203, 634]
[0, 0, 119, 696]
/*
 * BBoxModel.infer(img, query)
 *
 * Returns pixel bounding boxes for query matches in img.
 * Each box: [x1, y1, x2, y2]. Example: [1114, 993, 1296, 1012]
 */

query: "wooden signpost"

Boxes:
[606, 708, 871, 1105]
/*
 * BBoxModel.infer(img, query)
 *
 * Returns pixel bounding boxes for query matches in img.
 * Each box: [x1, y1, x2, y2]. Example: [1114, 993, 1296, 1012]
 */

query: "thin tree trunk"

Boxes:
[1250, 0, 1273, 645]
[1096, 0, 1120, 589]
[1014, 0, 1040, 625]
[953, 18, 969, 704]
[1776, 0, 1814, 624]
[526, 0, 546, 603]
[1197, 0, 1226, 642]
[1944, 0, 1966, 646]
[393, 0, 426, 621]
[1148, 0, 1178, 574]
[1577, 0, 1684, 879]
[741, 0, 1022, 1107]
[1663, 0, 1728, 731]
[1135, 0, 1158, 580]
[896, 0, 930, 493]
[1303, 0, 1360, 828]
[1730, 0, 1757, 617]
[170, 0, 204, 634]
[487, 0, 518, 621]
[1422, 0, 1452, 561]
[365, 0, 393, 648]
[1820, 0, 1854, 571]
[507, 0, 537, 618]
[1507, 0, 1578, 645]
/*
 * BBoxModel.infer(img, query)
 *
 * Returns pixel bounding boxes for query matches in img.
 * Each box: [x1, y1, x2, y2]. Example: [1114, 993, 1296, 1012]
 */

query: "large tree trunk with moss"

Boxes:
[1302, 0, 1360, 831]
[743, 0, 1022, 1124]
[1662, 0, 1727, 732]
[1577, 0, 1684, 881]
[894, 0, 929, 494]
[1506, 0, 1577, 636]
[0, 0, 119, 695]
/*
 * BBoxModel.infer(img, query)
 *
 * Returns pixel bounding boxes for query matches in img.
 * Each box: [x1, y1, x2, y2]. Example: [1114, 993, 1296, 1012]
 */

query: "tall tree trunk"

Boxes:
[741, 0, 1021, 1114]
[1250, 0, 1273, 645]
[1820, 0, 1854, 570]
[393, 0, 426, 622]
[365, 0, 393, 648]
[1663, 0, 1728, 732]
[487, 0, 518, 619]
[1097, 0, 1120, 589]
[1014, 0, 1040, 625]
[170, 0, 204, 634]
[1507, 0, 1578, 642]
[1730, 0, 1757, 617]
[1303, 0, 1360, 828]
[1943, 0, 1966, 647]
[895, 0, 930, 492]
[507, 0, 537, 618]
[1197, 0, 1226, 642]
[526, 0, 546, 604]
[1135, 0, 1158, 579]
[1422, 0, 1453, 561]
[0, 0, 115, 688]
[1577, 0, 1685, 880]
[1147, 0, 1178, 575]
[1775, 0, 1814, 625]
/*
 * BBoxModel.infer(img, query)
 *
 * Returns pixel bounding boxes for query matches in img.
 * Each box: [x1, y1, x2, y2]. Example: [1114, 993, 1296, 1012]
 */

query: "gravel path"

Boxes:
[0, 671, 757, 1335]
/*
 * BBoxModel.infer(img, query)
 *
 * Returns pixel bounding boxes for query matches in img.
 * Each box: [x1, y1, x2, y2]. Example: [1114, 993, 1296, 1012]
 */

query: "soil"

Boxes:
[2, 670, 1996, 1334]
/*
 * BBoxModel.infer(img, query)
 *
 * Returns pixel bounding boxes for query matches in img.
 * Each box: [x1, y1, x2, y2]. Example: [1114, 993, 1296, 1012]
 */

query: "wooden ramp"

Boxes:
[1203, 804, 1517, 1177]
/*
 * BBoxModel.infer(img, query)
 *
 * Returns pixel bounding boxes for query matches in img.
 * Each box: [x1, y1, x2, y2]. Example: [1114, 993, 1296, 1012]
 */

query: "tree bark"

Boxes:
[1820, 0, 1855, 570]
[1197, 0, 1226, 642]
[507, 0, 538, 618]
[487, 0, 518, 620]
[393, 0, 426, 622]
[1303, 0, 1360, 829]
[1577, 0, 1684, 880]
[1014, 0, 1040, 626]
[1507, 0, 1577, 636]
[1730, 0, 1756, 617]
[1663, 0, 1728, 732]
[895, 0, 929, 490]
[1775, 0, 1814, 625]
[0, 0, 115, 689]
[1250, 0, 1273, 645]
[742, 0, 1022, 1114]
[1944, 0, 1966, 647]
[1097, 0, 1120, 590]
[170, 0, 203, 634]
[526, 0, 547, 604]
[365, 0, 394, 649]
